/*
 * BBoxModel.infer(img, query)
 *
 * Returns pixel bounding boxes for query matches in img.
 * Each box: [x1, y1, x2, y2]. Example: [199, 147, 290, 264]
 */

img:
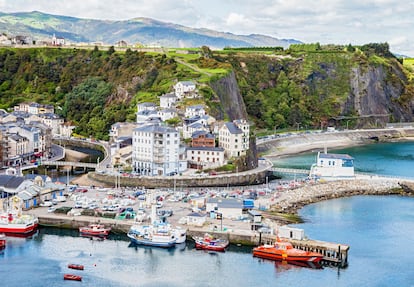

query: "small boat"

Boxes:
[0, 212, 39, 235]
[63, 274, 82, 281]
[79, 224, 111, 237]
[253, 239, 324, 263]
[0, 233, 6, 249]
[192, 233, 229, 252]
[68, 264, 84, 270]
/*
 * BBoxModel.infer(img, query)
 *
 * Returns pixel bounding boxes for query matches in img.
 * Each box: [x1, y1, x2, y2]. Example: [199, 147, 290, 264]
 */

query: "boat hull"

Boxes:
[68, 264, 84, 270]
[79, 224, 111, 237]
[193, 235, 229, 252]
[63, 274, 82, 281]
[128, 233, 176, 248]
[253, 247, 323, 263]
[0, 220, 38, 235]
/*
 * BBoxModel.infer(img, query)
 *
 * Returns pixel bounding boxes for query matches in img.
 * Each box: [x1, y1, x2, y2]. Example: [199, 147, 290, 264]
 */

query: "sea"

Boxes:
[1, 142, 413, 287]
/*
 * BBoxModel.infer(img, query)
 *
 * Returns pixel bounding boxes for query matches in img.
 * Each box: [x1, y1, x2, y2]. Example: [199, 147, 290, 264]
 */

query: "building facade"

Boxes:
[132, 124, 181, 176]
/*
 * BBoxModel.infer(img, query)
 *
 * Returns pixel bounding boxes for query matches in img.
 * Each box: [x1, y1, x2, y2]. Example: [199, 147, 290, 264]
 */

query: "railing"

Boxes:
[40, 160, 98, 169]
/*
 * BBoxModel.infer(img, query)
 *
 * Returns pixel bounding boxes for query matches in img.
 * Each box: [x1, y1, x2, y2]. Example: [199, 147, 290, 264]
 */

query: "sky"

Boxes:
[0, 0, 413, 56]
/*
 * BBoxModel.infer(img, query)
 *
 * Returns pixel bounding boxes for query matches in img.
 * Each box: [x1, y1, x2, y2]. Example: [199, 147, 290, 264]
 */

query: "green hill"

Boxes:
[0, 43, 413, 140]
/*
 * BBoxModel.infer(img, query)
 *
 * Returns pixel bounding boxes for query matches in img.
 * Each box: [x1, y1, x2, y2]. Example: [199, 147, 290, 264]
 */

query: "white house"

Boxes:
[185, 212, 206, 227]
[218, 119, 250, 158]
[186, 146, 225, 170]
[309, 151, 355, 178]
[160, 93, 178, 109]
[38, 113, 64, 136]
[182, 122, 209, 139]
[132, 123, 182, 176]
[158, 108, 177, 122]
[185, 105, 206, 118]
[136, 110, 160, 124]
[174, 81, 196, 99]
[137, 102, 157, 113]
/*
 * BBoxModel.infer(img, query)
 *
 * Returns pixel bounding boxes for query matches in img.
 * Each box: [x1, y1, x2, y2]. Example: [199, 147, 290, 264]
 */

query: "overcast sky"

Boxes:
[1, 0, 413, 56]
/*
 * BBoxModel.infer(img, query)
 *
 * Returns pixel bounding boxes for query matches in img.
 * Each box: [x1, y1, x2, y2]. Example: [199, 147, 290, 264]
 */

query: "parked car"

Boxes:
[40, 201, 53, 207]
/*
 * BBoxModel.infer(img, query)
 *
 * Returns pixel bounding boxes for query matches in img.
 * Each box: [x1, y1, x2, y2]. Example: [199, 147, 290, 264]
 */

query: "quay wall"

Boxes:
[89, 167, 273, 189]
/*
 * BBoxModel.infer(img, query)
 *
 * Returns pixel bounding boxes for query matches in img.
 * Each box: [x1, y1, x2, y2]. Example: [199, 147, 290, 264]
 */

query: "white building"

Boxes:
[137, 102, 157, 113]
[158, 108, 177, 122]
[218, 119, 250, 158]
[309, 151, 355, 178]
[132, 123, 182, 176]
[186, 147, 225, 169]
[136, 110, 160, 124]
[185, 105, 206, 118]
[174, 81, 196, 99]
[38, 113, 64, 136]
[160, 93, 178, 109]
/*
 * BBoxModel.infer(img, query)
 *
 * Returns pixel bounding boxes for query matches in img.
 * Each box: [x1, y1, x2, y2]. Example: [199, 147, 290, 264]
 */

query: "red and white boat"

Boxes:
[63, 274, 82, 281]
[192, 233, 229, 252]
[0, 213, 39, 235]
[79, 224, 111, 237]
[253, 239, 324, 263]
[0, 233, 6, 249]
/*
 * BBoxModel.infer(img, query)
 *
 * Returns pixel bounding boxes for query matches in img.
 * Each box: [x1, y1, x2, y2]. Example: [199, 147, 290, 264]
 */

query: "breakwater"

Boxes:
[262, 177, 413, 214]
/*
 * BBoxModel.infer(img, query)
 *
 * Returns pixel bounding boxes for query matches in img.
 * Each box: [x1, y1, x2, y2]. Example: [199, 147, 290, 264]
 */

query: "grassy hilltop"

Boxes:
[0, 43, 413, 139]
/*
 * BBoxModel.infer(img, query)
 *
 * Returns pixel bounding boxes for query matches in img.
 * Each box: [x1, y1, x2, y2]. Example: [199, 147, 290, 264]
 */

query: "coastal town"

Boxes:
[1, 94, 414, 272]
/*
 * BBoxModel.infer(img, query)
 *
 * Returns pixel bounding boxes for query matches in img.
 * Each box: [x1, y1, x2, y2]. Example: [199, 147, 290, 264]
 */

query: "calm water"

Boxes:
[272, 140, 414, 179]
[1, 142, 413, 287]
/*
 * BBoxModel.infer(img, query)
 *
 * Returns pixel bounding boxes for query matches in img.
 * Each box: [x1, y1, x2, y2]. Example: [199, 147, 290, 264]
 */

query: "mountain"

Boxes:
[0, 11, 300, 48]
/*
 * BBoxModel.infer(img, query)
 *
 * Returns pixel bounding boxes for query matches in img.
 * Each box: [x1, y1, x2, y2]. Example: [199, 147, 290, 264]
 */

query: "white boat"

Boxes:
[127, 203, 186, 247]
[0, 213, 39, 235]
[127, 222, 178, 248]
[0, 197, 38, 235]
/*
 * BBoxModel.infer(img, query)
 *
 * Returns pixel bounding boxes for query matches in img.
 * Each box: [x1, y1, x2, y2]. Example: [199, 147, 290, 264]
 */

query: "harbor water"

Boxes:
[1, 142, 413, 287]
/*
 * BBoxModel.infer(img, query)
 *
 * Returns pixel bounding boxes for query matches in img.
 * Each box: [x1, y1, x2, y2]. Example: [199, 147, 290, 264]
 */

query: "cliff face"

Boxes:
[346, 63, 414, 126]
[223, 50, 414, 130]
[209, 71, 248, 121]
[209, 72, 257, 170]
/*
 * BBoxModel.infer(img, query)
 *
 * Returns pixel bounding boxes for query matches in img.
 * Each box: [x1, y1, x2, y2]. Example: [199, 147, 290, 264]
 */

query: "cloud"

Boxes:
[0, 0, 413, 55]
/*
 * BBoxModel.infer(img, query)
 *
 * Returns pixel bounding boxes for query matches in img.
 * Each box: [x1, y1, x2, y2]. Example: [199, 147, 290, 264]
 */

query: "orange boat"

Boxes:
[253, 239, 324, 263]
[63, 274, 82, 281]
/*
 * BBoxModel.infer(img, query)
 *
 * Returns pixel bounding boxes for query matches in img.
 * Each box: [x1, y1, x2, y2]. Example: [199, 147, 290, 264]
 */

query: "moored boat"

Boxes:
[192, 233, 229, 252]
[79, 224, 111, 237]
[63, 274, 82, 281]
[68, 264, 84, 270]
[127, 223, 177, 248]
[0, 213, 39, 235]
[0, 233, 6, 249]
[253, 239, 324, 263]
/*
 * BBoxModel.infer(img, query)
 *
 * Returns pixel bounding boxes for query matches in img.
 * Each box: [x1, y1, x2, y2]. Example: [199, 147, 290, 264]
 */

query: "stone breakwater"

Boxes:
[264, 177, 413, 214]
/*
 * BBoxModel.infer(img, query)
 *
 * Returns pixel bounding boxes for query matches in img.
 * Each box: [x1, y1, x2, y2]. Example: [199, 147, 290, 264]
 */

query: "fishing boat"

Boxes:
[127, 222, 178, 248]
[0, 196, 39, 235]
[192, 233, 229, 252]
[79, 224, 111, 237]
[253, 239, 324, 263]
[0, 213, 39, 235]
[68, 264, 84, 270]
[63, 274, 82, 281]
